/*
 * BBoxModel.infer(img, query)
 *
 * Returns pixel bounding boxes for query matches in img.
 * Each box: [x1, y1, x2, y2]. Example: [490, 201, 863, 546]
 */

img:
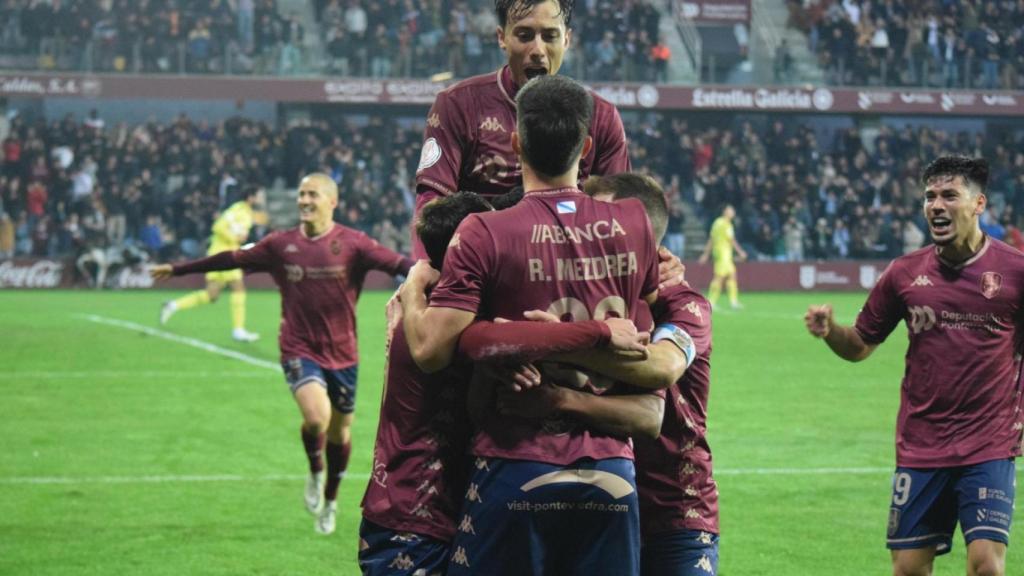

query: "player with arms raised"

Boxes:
[152, 173, 414, 535]
[411, 0, 630, 257]
[402, 75, 661, 575]
[805, 156, 1023, 576]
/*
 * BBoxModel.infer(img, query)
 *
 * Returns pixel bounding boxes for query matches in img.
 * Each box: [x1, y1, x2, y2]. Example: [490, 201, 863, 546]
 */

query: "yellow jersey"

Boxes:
[710, 216, 734, 262]
[208, 201, 255, 255]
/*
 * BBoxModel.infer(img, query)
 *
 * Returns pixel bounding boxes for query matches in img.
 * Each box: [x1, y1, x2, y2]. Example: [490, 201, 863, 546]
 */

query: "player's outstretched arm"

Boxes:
[149, 251, 241, 279]
[400, 261, 475, 373]
[496, 384, 665, 440]
[804, 304, 877, 362]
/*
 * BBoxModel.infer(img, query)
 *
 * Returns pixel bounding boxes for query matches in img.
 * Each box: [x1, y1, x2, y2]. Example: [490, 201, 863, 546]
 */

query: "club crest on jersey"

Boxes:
[330, 239, 342, 255]
[556, 200, 577, 214]
[981, 271, 1002, 299]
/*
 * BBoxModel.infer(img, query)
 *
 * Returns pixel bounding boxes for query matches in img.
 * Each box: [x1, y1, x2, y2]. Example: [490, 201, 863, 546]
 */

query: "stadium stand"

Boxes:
[789, 0, 1024, 90]
[0, 0, 672, 81]
[4, 106, 1024, 266]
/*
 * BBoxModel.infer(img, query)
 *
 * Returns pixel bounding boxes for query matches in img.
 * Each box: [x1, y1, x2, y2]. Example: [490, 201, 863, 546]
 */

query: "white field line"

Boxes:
[5, 467, 1018, 486]
[0, 370, 271, 380]
[76, 314, 279, 371]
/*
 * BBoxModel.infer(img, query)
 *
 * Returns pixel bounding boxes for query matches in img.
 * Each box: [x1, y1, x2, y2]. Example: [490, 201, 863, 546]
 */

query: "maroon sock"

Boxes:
[301, 426, 326, 474]
[324, 441, 351, 502]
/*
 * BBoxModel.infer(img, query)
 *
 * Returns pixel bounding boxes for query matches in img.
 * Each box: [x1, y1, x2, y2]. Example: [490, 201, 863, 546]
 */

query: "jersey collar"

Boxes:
[300, 222, 337, 242]
[935, 234, 990, 270]
[497, 66, 518, 106]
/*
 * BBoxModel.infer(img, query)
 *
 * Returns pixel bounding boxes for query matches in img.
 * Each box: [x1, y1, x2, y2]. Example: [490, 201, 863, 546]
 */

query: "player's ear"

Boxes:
[580, 135, 593, 159]
[496, 25, 507, 51]
[564, 27, 572, 48]
[975, 192, 987, 216]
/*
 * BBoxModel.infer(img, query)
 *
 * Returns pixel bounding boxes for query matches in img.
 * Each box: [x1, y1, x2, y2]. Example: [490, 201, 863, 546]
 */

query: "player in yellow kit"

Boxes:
[698, 204, 747, 309]
[160, 186, 267, 341]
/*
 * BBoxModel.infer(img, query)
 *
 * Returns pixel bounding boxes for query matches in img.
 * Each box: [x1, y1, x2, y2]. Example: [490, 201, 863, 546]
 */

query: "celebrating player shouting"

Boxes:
[805, 156, 1023, 576]
[411, 0, 630, 257]
[151, 173, 414, 535]
[402, 75, 660, 575]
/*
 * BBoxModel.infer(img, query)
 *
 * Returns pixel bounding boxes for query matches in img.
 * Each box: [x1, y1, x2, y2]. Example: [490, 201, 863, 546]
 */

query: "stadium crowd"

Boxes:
[790, 0, 1024, 90]
[0, 0, 668, 82]
[3, 108, 1023, 265]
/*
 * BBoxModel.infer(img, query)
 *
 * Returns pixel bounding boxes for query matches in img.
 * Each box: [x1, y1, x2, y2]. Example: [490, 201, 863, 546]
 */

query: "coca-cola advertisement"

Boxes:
[0, 260, 67, 288]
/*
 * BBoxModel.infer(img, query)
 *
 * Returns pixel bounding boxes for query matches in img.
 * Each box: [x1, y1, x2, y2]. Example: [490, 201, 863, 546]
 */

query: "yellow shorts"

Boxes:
[713, 258, 736, 278]
[205, 269, 243, 284]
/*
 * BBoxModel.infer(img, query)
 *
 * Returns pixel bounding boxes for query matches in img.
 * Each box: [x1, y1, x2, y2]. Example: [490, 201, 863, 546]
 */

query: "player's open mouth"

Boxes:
[930, 217, 951, 234]
[524, 66, 548, 80]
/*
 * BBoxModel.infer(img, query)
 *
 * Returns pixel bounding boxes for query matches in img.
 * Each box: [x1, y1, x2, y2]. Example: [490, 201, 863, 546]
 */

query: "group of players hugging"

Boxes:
[152, 0, 1020, 574]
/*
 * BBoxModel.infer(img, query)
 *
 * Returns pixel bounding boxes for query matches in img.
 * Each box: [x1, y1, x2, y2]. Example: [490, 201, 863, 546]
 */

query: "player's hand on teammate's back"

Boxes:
[657, 246, 687, 290]
[385, 289, 403, 335]
[804, 304, 834, 338]
[149, 264, 174, 280]
[495, 384, 565, 419]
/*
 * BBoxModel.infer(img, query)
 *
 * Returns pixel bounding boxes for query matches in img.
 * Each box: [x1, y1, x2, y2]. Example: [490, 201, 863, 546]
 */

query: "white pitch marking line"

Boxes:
[0, 473, 370, 485]
[0, 370, 271, 380]
[5, 467, 1018, 486]
[76, 314, 279, 371]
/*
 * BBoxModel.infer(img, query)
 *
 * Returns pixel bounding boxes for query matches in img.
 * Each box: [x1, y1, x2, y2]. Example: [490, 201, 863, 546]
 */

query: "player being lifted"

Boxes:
[151, 173, 414, 535]
[698, 204, 747, 310]
[411, 0, 630, 258]
[805, 156, 1022, 576]
[160, 185, 266, 341]
[402, 75, 662, 575]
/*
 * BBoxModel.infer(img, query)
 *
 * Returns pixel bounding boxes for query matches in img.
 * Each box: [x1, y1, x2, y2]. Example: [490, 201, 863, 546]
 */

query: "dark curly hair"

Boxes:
[921, 156, 990, 194]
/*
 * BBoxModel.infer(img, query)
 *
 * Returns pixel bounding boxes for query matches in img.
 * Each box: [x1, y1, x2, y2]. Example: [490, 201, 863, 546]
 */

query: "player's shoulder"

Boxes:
[438, 70, 501, 100]
[986, 237, 1024, 261]
[589, 89, 623, 118]
[660, 283, 711, 315]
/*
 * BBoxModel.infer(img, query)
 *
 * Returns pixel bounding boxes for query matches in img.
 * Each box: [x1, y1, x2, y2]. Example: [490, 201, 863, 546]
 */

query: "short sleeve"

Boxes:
[233, 232, 277, 272]
[415, 89, 472, 197]
[591, 101, 631, 176]
[854, 261, 905, 345]
[428, 214, 494, 314]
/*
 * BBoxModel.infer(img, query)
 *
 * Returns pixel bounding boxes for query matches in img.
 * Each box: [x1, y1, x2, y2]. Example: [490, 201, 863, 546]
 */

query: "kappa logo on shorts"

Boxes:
[694, 555, 714, 573]
[466, 483, 483, 503]
[458, 515, 476, 535]
[451, 546, 470, 567]
[389, 554, 415, 570]
[698, 531, 713, 545]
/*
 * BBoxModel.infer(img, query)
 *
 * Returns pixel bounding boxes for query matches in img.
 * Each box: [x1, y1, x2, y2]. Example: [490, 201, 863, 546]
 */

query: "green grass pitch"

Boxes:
[0, 289, 1019, 575]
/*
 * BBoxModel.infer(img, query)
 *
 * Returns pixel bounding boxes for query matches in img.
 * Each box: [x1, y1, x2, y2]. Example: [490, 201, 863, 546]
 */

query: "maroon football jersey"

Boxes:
[429, 188, 660, 465]
[855, 238, 1024, 467]
[361, 322, 471, 542]
[634, 284, 718, 538]
[415, 66, 630, 199]
[233, 224, 412, 368]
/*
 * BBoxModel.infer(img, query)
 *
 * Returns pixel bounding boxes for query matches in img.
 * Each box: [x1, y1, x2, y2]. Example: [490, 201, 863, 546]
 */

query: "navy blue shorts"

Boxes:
[357, 518, 449, 576]
[642, 529, 719, 576]
[887, 458, 1015, 555]
[447, 457, 640, 576]
[281, 358, 358, 414]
